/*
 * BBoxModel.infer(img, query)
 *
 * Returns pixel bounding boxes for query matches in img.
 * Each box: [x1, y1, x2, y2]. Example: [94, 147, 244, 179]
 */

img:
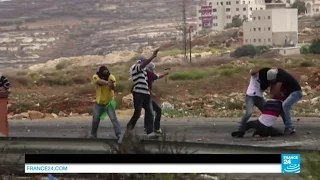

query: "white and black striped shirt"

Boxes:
[0, 75, 10, 89]
[131, 64, 150, 95]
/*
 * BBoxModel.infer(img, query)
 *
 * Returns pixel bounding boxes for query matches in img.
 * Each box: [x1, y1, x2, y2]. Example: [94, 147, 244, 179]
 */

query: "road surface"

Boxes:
[7, 117, 320, 149]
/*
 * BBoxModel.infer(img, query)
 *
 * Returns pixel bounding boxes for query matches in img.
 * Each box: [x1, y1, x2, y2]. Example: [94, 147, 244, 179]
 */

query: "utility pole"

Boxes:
[182, 0, 187, 60]
[189, 26, 192, 63]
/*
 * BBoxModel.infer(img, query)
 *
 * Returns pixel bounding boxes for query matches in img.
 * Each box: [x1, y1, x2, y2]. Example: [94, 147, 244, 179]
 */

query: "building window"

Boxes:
[243, 1, 245, 4]
[236, 1, 239, 4]
[221, 2, 223, 5]
[258, 16, 260, 20]
[236, 8, 239, 11]
[243, 7, 246, 11]
[245, 39, 248, 43]
[254, 39, 256, 42]
[268, 16, 270, 19]
[243, 15, 247, 19]
[250, 7, 252, 11]
[199, 24, 202, 27]
[256, 8, 258, 10]
[227, 15, 231, 19]
[268, 27, 271, 31]
[213, 8, 217, 12]
[253, 28, 256, 31]
[253, 17, 256, 20]
[217, 2, 219, 5]
[213, 23, 218, 26]
[226, 8, 231, 12]
[258, 27, 261, 31]
[268, 38, 271, 42]
[199, 17, 202, 20]
[213, 16, 218, 19]
[258, 39, 261, 42]
[198, 10, 201, 13]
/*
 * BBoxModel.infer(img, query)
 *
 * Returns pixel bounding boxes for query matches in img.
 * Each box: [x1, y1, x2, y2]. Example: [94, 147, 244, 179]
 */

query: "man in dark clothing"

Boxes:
[267, 68, 302, 135]
[118, 49, 159, 144]
[235, 67, 270, 137]
[144, 63, 169, 135]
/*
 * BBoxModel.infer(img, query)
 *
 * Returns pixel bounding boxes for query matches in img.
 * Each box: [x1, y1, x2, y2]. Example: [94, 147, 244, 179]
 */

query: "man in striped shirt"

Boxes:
[120, 49, 159, 142]
[231, 95, 284, 138]
[0, 73, 10, 92]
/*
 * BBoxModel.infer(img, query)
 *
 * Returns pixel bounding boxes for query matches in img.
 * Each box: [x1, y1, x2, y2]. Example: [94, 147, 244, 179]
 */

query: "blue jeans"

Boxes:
[239, 95, 265, 131]
[91, 104, 122, 137]
[281, 90, 303, 129]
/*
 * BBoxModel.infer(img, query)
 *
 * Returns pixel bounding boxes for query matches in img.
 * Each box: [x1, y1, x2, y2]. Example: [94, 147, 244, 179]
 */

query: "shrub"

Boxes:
[231, 44, 257, 58]
[169, 70, 209, 80]
[255, 46, 270, 55]
[291, 0, 306, 14]
[309, 39, 320, 54]
[300, 44, 310, 54]
[56, 59, 71, 70]
[224, 15, 245, 29]
[300, 60, 314, 67]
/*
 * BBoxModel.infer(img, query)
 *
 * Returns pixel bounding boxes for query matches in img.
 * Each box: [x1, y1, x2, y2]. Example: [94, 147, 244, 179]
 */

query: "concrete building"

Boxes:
[305, 0, 320, 16]
[196, 0, 266, 31]
[243, 7, 298, 46]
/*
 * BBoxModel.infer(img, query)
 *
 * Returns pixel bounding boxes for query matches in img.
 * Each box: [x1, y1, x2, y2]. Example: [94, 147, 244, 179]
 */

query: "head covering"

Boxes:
[267, 69, 278, 81]
[97, 66, 109, 79]
[146, 62, 155, 72]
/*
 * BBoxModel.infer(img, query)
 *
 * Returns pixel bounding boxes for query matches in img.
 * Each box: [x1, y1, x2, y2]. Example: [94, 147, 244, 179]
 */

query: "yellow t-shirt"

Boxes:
[92, 74, 116, 105]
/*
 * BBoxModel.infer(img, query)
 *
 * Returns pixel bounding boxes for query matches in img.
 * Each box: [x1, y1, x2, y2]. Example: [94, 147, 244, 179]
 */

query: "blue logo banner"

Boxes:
[281, 154, 301, 174]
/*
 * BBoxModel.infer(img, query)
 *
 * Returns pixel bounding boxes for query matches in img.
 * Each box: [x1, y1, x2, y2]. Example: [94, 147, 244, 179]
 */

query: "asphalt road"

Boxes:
[6, 117, 320, 149]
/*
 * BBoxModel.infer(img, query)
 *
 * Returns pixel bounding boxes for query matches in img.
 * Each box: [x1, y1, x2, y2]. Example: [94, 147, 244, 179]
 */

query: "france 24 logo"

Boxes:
[281, 154, 301, 174]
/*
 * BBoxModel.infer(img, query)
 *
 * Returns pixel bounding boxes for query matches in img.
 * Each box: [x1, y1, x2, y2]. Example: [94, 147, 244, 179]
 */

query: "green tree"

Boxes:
[309, 39, 320, 54]
[224, 15, 244, 29]
[230, 44, 257, 58]
[291, 0, 306, 14]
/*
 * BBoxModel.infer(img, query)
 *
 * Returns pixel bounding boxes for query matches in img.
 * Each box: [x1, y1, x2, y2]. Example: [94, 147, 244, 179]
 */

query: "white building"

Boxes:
[243, 7, 298, 46]
[196, 0, 266, 31]
[305, 0, 320, 16]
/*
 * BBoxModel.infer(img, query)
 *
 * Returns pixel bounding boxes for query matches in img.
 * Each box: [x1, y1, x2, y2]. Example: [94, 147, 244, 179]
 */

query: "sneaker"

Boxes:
[90, 135, 97, 139]
[231, 131, 245, 138]
[284, 127, 296, 135]
[118, 128, 127, 144]
[155, 129, 163, 135]
[146, 132, 159, 139]
[143, 128, 147, 135]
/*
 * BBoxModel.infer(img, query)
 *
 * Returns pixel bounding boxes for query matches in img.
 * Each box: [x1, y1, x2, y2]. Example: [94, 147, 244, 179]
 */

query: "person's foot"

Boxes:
[116, 134, 121, 139]
[147, 132, 159, 139]
[155, 128, 163, 136]
[231, 131, 245, 138]
[284, 127, 296, 135]
[90, 134, 97, 139]
[118, 128, 127, 144]
[143, 128, 147, 135]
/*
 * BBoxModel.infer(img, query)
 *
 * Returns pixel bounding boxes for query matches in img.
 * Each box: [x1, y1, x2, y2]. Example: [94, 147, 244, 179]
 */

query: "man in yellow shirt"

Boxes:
[91, 66, 122, 139]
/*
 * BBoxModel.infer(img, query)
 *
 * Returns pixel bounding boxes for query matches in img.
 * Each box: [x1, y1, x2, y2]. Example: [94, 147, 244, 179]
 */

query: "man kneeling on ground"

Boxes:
[231, 93, 285, 138]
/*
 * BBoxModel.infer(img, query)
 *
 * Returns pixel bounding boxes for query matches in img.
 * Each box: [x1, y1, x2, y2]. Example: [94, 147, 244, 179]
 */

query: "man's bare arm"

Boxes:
[249, 68, 260, 76]
[140, 49, 159, 69]
[157, 71, 169, 79]
[96, 79, 115, 90]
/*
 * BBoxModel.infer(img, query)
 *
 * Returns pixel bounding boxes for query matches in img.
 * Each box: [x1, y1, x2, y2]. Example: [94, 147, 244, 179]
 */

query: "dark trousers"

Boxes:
[127, 92, 154, 134]
[245, 120, 283, 137]
[144, 100, 162, 131]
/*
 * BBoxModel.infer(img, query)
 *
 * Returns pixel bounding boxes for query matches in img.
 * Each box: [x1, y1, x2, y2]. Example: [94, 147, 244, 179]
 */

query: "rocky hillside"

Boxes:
[0, 0, 200, 68]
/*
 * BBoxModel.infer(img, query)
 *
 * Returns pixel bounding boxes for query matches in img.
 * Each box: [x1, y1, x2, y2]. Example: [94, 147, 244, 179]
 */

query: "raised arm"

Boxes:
[140, 48, 159, 69]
